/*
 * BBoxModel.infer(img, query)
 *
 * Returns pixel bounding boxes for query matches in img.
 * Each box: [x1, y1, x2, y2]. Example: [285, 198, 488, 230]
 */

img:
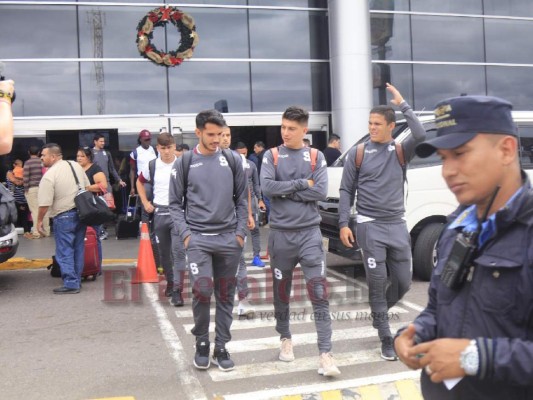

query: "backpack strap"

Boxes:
[355, 143, 365, 171]
[270, 146, 279, 167]
[148, 158, 156, 183]
[181, 151, 194, 209]
[221, 149, 237, 203]
[310, 148, 318, 172]
[395, 142, 407, 182]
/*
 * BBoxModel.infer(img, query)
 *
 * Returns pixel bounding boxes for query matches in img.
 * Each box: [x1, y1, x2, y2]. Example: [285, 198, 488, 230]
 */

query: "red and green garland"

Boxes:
[136, 6, 199, 67]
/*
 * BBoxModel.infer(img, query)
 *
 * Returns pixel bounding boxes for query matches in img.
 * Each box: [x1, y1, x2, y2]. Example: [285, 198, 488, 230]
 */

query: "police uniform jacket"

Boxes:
[412, 173, 533, 399]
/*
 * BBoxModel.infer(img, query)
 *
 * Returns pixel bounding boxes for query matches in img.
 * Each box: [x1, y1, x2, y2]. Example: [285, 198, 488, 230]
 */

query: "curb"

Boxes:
[0, 258, 137, 271]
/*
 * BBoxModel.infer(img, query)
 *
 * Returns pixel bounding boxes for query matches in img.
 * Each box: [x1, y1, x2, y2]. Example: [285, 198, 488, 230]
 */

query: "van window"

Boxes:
[517, 125, 533, 169]
[409, 127, 441, 169]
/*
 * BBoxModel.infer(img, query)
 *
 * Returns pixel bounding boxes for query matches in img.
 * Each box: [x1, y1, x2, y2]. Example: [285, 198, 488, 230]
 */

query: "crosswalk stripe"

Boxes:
[180, 307, 408, 332]
[280, 396, 302, 400]
[225, 322, 405, 353]
[208, 348, 378, 381]
[395, 379, 423, 400]
[220, 370, 421, 400]
[174, 286, 384, 319]
[358, 385, 382, 399]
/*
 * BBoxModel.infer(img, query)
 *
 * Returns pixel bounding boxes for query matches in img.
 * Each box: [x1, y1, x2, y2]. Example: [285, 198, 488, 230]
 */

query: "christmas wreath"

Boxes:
[136, 6, 199, 67]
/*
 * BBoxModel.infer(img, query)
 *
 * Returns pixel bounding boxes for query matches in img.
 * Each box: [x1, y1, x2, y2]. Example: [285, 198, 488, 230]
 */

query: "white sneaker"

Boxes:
[237, 299, 255, 317]
[279, 338, 295, 362]
[318, 352, 341, 376]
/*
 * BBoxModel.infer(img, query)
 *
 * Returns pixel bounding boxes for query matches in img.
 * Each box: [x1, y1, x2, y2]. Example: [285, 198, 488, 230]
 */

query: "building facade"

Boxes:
[1, 0, 533, 159]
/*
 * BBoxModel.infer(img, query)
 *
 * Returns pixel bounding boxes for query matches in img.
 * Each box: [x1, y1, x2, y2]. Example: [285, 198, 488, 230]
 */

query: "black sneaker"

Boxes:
[212, 347, 235, 371]
[170, 290, 184, 307]
[194, 341, 210, 370]
[380, 336, 398, 361]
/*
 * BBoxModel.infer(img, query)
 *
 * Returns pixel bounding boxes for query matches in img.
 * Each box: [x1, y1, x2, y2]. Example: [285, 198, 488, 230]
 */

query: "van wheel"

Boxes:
[413, 223, 444, 281]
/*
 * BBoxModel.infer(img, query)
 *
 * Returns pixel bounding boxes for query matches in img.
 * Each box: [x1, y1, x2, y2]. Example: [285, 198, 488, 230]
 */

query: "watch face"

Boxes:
[462, 348, 479, 375]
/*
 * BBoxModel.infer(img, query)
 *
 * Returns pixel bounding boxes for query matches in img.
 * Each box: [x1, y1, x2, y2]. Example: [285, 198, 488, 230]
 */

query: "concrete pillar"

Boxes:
[328, 0, 373, 151]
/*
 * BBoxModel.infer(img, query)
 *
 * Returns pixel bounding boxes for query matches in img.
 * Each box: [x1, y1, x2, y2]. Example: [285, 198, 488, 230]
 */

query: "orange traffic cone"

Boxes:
[131, 222, 159, 284]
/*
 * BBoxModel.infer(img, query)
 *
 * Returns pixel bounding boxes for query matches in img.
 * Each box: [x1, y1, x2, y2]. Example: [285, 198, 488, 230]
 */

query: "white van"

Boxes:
[319, 112, 533, 281]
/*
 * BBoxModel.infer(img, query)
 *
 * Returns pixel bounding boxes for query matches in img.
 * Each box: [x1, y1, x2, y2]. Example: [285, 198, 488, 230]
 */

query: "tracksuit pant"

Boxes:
[356, 220, 412, 339]
[186, 232, 242, 348]
[269, 226, 333, 354]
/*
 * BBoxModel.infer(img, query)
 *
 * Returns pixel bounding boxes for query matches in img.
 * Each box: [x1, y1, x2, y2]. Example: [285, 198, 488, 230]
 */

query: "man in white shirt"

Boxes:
[136, 132, 184, 303]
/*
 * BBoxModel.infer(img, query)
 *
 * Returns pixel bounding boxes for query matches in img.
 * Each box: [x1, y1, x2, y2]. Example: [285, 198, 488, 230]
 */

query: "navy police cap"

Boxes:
[415, 95, 517, 158]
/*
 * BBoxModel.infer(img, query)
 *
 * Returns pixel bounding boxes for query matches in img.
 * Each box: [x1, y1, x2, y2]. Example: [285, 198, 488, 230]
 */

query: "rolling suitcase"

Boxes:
[115, 195, 140, 239]
[82, 226, 100, 281]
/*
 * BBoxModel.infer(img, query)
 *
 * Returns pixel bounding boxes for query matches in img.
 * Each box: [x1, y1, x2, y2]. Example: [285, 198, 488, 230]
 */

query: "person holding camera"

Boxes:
[394, 95, 533, 399]
[0, 79, 15, 155]
[338, 83, 426, 360]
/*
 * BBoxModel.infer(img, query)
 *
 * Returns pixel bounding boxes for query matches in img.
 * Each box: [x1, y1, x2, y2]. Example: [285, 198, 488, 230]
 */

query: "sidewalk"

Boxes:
[0, 224, 271, 271]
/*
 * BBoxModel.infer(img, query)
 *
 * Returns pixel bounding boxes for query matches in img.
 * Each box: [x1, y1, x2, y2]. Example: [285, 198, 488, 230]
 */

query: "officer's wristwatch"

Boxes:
[0, 90, 13, 101]
[460, 339, 479, 376]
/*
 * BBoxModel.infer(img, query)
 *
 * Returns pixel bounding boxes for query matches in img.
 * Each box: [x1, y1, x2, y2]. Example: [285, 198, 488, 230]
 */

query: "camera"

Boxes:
[440, 232, 476, 290]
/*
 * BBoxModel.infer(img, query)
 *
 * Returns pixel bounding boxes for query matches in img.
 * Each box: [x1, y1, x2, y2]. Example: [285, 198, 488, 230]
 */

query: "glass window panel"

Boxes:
[372, 63, 414, 107]
[250, 0, 327, 6]
[370, 13, 411, 60]
[486, 67, 533, 110]
[168, 61, 251, 113]
[0, 5, 78, 58]
[249, 10, 329, 59]
[370, 0, 410, 13]
[413, 65, 486, 111]
[484, 0, 533, 18]
[8, 62, 80, 117]
[157, 0, 247, 4]
[485, 19, 533, 64]
[517, 125, 533, 169]
[410, 0, 482, 14]
[411, 15, 484, 62]
[80, 61, 167, 115]
[79, 6, 249, 59]
[251, 62, 330, 112]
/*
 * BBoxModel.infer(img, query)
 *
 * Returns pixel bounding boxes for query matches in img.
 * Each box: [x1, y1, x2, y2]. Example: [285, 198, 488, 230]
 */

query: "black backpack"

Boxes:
[0, 183, 18, 235]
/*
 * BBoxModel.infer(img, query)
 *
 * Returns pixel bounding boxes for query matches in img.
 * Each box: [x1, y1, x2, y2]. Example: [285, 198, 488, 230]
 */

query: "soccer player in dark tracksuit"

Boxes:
[261, 106, 341, 377]
[169, 110, 248, 372]
[338, 83, 426, 361]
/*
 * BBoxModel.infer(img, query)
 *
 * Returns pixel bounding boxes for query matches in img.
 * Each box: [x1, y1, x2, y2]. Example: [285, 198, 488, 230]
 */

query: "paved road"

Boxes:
[0, 247, 429, 400]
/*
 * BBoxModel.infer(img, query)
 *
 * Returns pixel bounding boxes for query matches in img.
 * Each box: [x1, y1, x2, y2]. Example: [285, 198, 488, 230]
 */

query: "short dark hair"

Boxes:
[43, 143, 62, 156]
[29, 145, 40, 156]
[93, 133, 105, 142]
[282, 106, 309, 126]
[370, 105, 396, 124]
[176, 143, 190, 152]
[157, 132, 175, 146]
[254, 141, 265, 148]
[328, 134, 340, 144]
[78, 146, 94, 162]
[195, 109, 227, 130]
[235, 142, 247, 150]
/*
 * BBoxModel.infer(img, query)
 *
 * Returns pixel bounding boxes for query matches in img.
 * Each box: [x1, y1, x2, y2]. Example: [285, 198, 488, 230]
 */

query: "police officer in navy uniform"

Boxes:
[395, 96, 533, 399]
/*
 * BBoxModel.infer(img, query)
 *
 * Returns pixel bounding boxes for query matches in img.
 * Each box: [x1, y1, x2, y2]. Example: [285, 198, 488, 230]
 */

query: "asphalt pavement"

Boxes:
[0, 224, 428, 400]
